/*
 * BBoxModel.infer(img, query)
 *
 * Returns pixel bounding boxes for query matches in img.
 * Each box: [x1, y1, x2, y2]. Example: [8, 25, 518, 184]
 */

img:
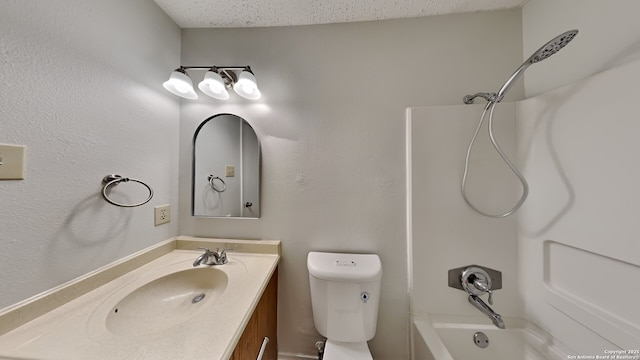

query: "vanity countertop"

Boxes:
[0, 236, 280, 360]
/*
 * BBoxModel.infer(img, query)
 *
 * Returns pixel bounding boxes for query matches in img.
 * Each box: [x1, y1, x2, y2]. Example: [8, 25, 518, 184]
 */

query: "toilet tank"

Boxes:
[307, 252, 382, 342]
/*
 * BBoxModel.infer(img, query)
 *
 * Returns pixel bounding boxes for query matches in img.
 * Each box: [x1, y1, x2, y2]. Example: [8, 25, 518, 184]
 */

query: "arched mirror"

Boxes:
[192, 114, 260, 218]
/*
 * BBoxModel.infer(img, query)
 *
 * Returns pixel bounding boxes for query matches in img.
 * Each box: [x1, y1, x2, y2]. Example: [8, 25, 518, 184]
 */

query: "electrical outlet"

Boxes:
[225, 165, 235, 177]
[154, 204, 170, 226]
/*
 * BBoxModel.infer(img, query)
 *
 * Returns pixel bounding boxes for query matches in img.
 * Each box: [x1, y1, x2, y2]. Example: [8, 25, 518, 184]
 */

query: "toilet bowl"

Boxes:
[307, 252, 382, 360]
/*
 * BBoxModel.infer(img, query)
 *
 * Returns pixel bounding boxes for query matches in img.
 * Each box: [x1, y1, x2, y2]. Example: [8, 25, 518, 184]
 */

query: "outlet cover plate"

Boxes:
[154, 204, 171, 226]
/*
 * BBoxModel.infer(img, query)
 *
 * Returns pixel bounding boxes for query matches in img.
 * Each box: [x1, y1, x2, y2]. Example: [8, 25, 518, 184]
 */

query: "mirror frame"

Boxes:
[191, 113, 261, 219]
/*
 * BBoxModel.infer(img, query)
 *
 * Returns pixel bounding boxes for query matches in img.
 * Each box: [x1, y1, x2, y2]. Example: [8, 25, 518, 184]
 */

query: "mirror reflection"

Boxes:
[192, 114, 260, 218]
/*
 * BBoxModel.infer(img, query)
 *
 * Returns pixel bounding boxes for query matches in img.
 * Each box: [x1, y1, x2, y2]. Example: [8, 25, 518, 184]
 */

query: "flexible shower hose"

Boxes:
[461, 102, 529, 218]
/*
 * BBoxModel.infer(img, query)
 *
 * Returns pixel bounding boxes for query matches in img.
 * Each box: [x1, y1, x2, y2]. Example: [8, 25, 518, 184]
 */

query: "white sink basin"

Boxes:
[87, 259, 241, 343]
[104, 267, 228, 336]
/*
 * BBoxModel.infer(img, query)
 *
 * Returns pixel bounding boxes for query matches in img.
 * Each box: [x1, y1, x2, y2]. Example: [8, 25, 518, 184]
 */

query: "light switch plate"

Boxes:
[0, 144, 26, 180]
[225, 165, 235, 177]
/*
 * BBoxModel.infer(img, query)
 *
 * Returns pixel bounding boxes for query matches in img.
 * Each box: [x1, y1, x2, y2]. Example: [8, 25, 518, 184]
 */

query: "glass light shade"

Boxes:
[233, 71, 261, 100]
[163, 70, 197, 99]
[198, 71, 230, 100]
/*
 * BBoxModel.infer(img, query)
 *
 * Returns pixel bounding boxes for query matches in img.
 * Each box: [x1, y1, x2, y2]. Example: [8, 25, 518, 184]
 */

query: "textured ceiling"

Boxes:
[153, 0, 527, 28]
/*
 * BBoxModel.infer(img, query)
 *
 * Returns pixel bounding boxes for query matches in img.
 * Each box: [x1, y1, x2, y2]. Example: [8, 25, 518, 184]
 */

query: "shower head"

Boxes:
[494, 29, 578, 101]
[526, 29, 579, 64]
[460, 30, 579, 218]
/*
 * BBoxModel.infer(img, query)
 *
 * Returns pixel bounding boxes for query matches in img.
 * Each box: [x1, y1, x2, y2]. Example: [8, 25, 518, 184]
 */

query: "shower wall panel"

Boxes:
[516, 59, 640, 354]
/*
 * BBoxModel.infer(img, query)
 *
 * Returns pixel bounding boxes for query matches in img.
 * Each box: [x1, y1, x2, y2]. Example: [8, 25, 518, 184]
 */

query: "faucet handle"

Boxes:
[448, 265, 502, 293]
[472, 279, 494, 305]
[461, 266, 493, 297]
[195, 247, 233, 265]
[207, 248, 232, 265]
[218, 248, 233, 263]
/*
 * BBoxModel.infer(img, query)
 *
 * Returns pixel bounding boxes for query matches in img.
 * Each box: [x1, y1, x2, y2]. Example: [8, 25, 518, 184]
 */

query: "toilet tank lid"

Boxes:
[307, 252, 382, 282]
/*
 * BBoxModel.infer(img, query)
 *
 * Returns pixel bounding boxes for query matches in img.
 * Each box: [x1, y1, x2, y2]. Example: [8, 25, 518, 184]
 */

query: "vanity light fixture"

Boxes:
[163, 66, 261, 100]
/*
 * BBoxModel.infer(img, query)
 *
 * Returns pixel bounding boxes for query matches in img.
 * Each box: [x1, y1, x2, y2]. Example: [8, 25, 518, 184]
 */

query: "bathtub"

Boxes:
[412, 314, 569, 360]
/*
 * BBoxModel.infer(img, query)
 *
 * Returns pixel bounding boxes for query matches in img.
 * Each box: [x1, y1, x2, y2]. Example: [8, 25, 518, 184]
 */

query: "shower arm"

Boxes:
[463, 92, 497, 104]
[464, 62, 530, 105]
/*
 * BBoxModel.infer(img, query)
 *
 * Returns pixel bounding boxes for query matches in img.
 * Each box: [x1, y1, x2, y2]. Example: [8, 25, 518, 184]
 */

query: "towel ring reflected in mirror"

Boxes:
[208, 175, 226, 193]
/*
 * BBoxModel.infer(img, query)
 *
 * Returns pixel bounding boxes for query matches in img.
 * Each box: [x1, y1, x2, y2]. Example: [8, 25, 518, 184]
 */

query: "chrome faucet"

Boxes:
[448, 265, 506, 329]
[193, 247, 230, 266]
[468, 294, 505, 329]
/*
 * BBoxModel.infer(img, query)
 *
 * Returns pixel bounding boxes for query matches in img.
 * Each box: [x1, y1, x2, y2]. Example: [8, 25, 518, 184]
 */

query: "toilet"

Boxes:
[307, 252, 383, 359]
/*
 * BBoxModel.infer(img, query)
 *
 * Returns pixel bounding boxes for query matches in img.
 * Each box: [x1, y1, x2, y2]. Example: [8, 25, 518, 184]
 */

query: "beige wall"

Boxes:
[0, 0, 181, 309]
[519, 0, 640, 353]
[178, 11, 523, 359]
[408, 103, 518, 319]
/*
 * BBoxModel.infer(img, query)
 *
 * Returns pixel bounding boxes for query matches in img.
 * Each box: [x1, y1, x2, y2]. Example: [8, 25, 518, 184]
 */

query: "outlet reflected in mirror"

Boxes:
[192, 114, 260, 218]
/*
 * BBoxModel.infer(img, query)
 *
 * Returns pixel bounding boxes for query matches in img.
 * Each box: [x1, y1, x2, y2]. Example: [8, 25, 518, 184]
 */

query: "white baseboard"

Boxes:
[278, 352, 318, 360]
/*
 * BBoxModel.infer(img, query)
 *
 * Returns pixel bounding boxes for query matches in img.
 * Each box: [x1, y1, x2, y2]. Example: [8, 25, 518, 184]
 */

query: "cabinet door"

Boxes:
[230, 268, 278, 360]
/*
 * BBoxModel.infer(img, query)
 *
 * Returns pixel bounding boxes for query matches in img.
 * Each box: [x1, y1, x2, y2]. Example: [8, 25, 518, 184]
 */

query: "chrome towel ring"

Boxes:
[208, 175, 226, 192]
[102, 174, 154, 207]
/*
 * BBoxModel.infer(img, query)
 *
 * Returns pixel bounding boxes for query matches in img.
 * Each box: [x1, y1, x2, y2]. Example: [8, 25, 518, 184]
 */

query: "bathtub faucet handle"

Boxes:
[473, 279, 494, 305]
[459, 266, 498, 306]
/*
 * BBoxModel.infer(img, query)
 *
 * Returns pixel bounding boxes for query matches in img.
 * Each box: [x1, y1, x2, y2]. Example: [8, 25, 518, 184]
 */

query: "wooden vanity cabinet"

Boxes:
[230, 268, 278, 360]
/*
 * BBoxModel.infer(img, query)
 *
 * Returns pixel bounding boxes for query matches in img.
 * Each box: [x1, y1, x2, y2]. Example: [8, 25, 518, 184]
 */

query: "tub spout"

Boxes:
[468, 294, 505, 329]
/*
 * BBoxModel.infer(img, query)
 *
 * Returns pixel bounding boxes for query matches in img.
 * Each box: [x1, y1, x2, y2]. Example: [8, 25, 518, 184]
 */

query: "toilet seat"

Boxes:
[323, 339, 373, 360]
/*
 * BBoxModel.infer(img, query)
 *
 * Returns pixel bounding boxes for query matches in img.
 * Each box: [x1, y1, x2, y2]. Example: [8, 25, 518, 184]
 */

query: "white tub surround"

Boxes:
[0, 237, 280, 360]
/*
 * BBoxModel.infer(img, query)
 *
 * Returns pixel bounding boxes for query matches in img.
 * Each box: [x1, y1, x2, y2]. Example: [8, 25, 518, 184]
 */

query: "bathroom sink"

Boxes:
[0, 240, 279, 360]
[103, 267, 228, 337]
